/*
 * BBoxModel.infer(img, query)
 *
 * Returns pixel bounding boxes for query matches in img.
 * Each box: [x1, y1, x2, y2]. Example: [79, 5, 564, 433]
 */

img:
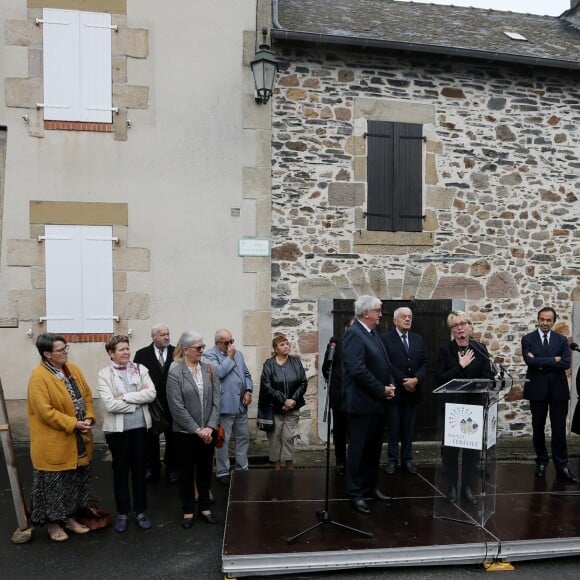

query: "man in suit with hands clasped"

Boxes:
[522, 306, 576, 482]
[342, 295, 396, 514]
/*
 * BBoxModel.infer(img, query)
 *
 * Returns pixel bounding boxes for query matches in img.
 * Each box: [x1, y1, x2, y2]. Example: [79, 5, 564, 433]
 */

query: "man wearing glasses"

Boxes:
[342, 295, 396, 514]
[204, 329, 254, 486]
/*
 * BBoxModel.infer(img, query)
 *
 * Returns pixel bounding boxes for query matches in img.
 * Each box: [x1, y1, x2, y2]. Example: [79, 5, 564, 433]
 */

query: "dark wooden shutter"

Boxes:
[367, 120, 394, 231]
[366, 121, 423, 232]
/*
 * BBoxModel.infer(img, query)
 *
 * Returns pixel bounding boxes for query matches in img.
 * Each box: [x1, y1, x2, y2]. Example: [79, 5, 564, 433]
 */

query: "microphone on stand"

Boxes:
[327, 342, 336, 362]
[468, 337, 506, 389]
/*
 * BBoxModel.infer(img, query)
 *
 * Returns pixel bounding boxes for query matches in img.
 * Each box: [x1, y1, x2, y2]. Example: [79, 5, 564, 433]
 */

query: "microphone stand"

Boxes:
[287, 344, 373, 543]
[468, 338, 513, 393]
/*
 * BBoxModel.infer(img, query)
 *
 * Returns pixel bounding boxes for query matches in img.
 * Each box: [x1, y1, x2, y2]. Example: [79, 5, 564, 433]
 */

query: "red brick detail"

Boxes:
[44, 121, 113, 133]
[62, 333, 114, 343]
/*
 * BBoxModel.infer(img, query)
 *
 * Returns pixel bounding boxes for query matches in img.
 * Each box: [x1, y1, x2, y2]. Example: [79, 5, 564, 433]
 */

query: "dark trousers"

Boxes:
[331, 408, 348, 466]
[174, 432, 215, 513]
[105, 428, 148, 515]
[530, 399, 569, 468]
[346, 413, 385, 500]
[442, 446, 479, 489]
[386, 402, 418, 465]
[146, 429, 178, 476]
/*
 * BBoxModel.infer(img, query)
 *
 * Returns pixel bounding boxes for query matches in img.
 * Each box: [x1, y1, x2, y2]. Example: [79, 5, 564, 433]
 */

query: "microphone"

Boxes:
[571, 342, 580, 353]
[468, 337, 501, 382]
[327, 342, 336, 362]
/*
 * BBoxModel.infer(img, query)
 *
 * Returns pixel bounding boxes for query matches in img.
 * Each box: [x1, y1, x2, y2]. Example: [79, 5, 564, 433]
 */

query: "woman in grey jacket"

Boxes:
[166, 330, 220, 527]
[97, 335, 156, 532]
[258, 334, 307, 470]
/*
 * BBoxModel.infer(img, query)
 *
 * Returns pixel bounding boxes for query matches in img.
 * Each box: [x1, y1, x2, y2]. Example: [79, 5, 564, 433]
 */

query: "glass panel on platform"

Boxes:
[432, 379, 499, 527]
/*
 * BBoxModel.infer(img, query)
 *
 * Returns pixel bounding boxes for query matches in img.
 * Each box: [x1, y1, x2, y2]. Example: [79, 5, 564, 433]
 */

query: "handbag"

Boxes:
[214, 424, 226, 448]
[149, 397, 170, 435]
[76, 500, 113, 531]
[257, 405, 275, 432]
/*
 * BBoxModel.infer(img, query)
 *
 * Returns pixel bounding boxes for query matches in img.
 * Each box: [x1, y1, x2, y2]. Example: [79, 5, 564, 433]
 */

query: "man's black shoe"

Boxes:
[335, 464, 346, 476]
[461, 486, 477, 505]
[404, 461, 417, 475]
[372, 488, 392, 501]
[535, 464, 547, 478]
[385, 463, 396, 475]
[217, 475, 231, 486]
[447, 484, 457, 503]
[166, 472, 179, 484]
[145, 469, 160, 482]
[351, 498, 370, 514]
[557, 466, 578, 483]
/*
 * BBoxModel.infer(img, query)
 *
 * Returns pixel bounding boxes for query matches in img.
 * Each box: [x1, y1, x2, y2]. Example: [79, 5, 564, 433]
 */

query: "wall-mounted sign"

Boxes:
[238, 238, 270, 257]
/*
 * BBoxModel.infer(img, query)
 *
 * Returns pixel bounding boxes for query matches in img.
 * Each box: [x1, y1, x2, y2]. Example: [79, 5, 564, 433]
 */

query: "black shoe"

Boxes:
[372, 488, 392, 501]
[351, 498, 370, 514]
[181, 516, 194, 529]
[217, 475, 231, 486]
[535, 464, 547, 478]
[385, 463, 397, 475]
[199, 512, 217, 525]
[335, 464, 346, 476]
[557, 466, 578, 483]
[404, 461, 418, 475]
[135, 513, 152, 530]
[166, 472, 179, 484]
[447, 485, 457, 503]
[461, 486, 477, 505]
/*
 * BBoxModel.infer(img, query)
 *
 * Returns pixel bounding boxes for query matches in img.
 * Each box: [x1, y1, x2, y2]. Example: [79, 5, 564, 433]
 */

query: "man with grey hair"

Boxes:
[381, 307, 429, 475]
[134, 324, 177, 483]
[342, 295, 396, 514]
[204, 328, 253, 486]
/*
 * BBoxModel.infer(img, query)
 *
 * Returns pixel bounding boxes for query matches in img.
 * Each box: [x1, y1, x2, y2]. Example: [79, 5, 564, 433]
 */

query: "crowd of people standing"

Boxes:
[25, 299, 577, 539]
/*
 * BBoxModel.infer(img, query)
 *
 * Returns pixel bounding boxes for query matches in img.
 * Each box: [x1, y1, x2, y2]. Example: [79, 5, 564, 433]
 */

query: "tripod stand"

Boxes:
[287, 343, 372, 543]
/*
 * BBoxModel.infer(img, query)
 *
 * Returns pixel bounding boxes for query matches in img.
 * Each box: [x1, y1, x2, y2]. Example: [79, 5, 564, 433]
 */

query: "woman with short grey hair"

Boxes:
[167, 331, 220, 527]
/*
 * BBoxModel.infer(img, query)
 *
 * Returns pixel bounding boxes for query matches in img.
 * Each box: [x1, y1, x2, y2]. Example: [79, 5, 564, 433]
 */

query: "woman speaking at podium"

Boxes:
[436, 311, 494, 504]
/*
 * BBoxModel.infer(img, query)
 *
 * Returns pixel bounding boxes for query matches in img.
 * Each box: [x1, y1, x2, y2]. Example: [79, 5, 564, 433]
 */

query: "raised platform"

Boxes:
[222, 463, 580, 577]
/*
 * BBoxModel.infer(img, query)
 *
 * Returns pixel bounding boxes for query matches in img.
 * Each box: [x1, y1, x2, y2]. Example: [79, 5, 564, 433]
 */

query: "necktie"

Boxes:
[158, 348, 165, 367]
[542, 333, 549, 350]
[402, 333, 409, 352]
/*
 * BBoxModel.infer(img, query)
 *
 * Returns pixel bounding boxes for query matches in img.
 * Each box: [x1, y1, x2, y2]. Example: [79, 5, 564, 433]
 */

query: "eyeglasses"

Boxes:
[187, 344, 205, 352]
[217, 339, 234, 346]
[368, 308, 382, 313]
[451, 321, 469, 329]
[52, 345, 70, 354]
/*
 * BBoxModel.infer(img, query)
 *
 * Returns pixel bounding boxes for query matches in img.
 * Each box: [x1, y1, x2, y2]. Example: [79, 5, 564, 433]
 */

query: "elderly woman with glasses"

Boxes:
[166, 331, 221, 528]
[97, 335, 157, 532]
[27, 333, 96, 542]
[436, 310, 494, 505]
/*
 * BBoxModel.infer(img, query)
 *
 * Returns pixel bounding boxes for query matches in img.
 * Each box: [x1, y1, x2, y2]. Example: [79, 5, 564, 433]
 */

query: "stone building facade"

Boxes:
[268, 43, 579, 443]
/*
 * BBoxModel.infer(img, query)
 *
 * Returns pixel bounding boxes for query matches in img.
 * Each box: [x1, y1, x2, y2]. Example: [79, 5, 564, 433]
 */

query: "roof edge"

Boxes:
[270, 29, 580, 72]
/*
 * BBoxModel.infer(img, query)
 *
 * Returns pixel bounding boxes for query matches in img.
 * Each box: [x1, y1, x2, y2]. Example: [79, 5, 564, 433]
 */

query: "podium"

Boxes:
[432, 378, 501, 526]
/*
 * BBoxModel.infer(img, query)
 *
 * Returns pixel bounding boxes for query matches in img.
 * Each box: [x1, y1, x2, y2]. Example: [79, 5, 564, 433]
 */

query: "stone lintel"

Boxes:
[30, 201, 128, 225]
[354, 97, 436, 125]
[27, 1, 127, 14]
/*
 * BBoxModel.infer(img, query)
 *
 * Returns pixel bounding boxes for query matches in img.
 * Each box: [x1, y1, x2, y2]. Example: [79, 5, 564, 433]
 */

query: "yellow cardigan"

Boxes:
[27, 362, 95, 471]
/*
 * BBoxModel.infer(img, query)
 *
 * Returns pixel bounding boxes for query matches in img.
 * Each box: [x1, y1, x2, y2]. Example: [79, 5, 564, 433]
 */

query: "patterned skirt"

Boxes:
[30, 465, 92, 526]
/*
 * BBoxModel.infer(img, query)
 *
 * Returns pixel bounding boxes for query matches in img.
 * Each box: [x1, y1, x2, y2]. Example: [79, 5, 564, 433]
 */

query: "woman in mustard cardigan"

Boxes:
[27, 333, 96, 542]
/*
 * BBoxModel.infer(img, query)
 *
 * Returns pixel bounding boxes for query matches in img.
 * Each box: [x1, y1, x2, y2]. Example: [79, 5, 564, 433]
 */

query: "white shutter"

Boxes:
[44, 225, 114, 333]
[42, 9, 80, 121]
[81, 226, 114, 332]
[45, 225, 83, 332]
[79, 12, 112, 123]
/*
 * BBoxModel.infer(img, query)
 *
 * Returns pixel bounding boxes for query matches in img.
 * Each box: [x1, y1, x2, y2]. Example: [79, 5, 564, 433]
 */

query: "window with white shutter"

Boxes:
[42, 9, 113, 123]
[44, 225, 114, 333]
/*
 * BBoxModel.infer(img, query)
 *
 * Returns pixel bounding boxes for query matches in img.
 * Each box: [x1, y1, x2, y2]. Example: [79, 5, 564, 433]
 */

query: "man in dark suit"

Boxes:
[522, 306, 576, 482]
[381, 307, 429, 475]
[342, 295, 396, 514]
[134, 324, 177, 483]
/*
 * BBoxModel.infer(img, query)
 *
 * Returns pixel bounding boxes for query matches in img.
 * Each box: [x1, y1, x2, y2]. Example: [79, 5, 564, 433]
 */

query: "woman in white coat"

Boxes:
[97, 335, 156, 532]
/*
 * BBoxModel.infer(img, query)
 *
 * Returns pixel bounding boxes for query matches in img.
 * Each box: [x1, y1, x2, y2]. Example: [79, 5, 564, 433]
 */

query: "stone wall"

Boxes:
[270, 45, 580, 443]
